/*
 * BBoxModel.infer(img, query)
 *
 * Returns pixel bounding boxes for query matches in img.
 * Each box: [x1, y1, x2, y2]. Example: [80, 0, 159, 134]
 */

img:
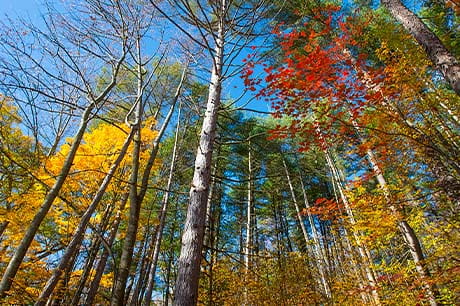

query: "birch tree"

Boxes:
[145, 0, 272, 304]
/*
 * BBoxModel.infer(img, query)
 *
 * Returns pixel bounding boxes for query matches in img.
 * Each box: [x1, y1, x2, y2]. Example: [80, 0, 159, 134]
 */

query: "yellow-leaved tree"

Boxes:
[2, 116, 159, 303]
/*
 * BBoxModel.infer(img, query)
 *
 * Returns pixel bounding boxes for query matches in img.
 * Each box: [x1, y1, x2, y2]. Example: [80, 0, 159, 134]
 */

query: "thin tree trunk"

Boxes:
[0, 52, 125, 298]
[128, 227, 154, 306]
[0, 221, 8, 240]
[245, 141, 254, 272]
[173, 11, 225, 305]
[70, 201, 115, 305]
[111, 37, 144, 306]
[365, 148, 439, 306]
[111, 42, 189, 306]
[381, 0, 460, 94]
[328, 176, 372, 303]
[242, 141, 254, 305]
[283, 159, 331, 299]
[283, 160, 310, 245]
[346, 47, 444, 303]
[239, 201, 245, 265]
[203, 153, 219, 252]
[281, 203, 294, 253]
[35, 129, 135, 305]
[325, 150, 381, 305]
[164, 217, 176, 306]
[126, 223, 153, 306]
[208, 196, 221, 306]
[84, 192, 129, 305]
[143, 102, 182, 306]
[299, 176, 330, 273]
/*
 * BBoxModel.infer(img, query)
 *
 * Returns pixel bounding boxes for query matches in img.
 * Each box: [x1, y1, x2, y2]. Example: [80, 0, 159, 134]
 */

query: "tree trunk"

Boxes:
[84, 192, 129, 305]
[143, 102, 182, 305]
[381, 0, 460, 95]
[70, 202, 113, 305]
[0, 52, 125, 298]
[35, 129, 135, 305]
[283, 159, 332, 298]
[365, 147, 439, 306]
[173, 11, 224, 306]
[111, 39, 144, 305]
[325, 150, 381, 305]
[283, 159, 310, 245]
[299, 176, 330, 273]
[164, 216, 177, 306]
[0, 221, 8, 241]
[245, 141, 254, 272]
[128, 224, 155, 306]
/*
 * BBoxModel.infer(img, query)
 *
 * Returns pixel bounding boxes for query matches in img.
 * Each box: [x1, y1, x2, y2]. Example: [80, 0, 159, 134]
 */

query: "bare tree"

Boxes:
[0, 0, 133, 297]
[110, 59, 188, 305]
[143, 101, 183, 305]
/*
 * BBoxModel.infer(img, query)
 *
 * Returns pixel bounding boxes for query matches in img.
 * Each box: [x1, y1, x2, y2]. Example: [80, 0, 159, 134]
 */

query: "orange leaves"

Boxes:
[243, 6, 387, 151]
[303, 197, 344, 221]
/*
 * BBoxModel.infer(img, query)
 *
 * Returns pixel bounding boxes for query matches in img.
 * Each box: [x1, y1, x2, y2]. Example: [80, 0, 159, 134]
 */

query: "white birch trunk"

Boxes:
[283, 159, 331, 298]
[173, 13, 225, 305]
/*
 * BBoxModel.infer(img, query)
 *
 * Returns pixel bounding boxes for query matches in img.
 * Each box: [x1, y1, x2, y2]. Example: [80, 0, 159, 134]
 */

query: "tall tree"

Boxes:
[0, 0, 130, 297]
[381, 0, 460, 94]
[145, 0, 272, 304]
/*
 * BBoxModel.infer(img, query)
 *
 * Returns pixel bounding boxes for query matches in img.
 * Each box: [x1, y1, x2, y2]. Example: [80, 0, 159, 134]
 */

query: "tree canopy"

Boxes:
[0, 0, 458, 305]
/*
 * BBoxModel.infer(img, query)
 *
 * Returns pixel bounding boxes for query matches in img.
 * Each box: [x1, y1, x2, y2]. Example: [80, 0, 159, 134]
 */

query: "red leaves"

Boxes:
[305, 74, 315, 82]
[302, 197, 344, 220]
[241, 5, 388, 152]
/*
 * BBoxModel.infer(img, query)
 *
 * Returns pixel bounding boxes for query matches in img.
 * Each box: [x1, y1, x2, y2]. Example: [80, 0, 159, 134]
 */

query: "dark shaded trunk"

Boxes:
[85, 192, 129, 305]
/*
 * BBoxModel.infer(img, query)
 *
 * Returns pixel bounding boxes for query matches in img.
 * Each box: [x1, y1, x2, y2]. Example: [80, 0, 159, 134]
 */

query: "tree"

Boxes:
[145, 0, 272, 304]
[0, 0, 131, 297]
[381, 0, 460, 95]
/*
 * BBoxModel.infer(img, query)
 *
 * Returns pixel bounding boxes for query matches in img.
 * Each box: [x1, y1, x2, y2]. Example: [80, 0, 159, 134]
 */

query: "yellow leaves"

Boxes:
[375, 34, 431, 101]
[0, 259, 51, 304]
[99, 271, 114, 289]
[199, 254, 322, 305]
[43, 120, 158, 201]
[1, 192, 45, 248]
[0, 94, 20, 126]
[346, 186, 398, 247]
[36, 120, 160, 238]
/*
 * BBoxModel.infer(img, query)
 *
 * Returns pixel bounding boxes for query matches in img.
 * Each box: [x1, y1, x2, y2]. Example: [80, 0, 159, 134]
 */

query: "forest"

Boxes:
[0, 0, 458, 305]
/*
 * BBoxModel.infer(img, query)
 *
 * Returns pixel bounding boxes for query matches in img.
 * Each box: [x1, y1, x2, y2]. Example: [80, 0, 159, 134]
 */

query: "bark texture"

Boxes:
[0, 52, 125, 298]
[173, 22, 224, 306]
[382, 0, 460, 95]
[143, 102, 182, 305]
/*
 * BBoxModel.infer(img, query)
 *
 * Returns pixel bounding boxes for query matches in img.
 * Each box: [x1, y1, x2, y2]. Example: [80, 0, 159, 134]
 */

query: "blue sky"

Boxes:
[0, 0, 424, 17]
[0, 0, 40, 17]
[0, 0, 425, 118]
[0, 0, 271, 116]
